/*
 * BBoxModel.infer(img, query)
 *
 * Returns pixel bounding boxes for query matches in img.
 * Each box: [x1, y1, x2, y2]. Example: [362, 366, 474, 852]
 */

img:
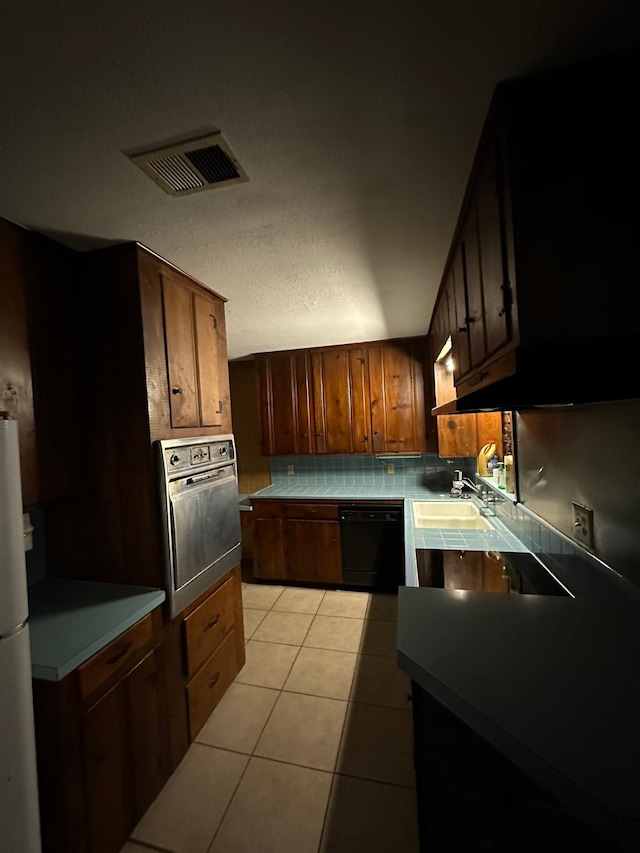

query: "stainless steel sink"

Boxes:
[412, 500, 493, 530]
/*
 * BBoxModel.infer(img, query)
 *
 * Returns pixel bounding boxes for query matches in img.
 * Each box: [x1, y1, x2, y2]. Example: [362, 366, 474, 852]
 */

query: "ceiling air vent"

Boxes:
[124, 132, 249, 197]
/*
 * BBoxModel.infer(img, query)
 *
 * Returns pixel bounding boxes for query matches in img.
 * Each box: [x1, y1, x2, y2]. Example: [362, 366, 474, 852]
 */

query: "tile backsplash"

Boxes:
[482, 480, 640, 606]
[270, 454, 476, 490]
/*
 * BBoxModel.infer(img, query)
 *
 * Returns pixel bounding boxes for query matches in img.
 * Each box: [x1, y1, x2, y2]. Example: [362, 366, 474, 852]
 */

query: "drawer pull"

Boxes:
[107, 642, 132, 666]
[205, 614, 220, 630]
[208, 672, 220, 689]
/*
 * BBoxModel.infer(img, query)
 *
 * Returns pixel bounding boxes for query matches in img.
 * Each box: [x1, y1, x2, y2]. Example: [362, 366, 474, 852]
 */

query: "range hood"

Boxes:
[432, 337, 638, 415]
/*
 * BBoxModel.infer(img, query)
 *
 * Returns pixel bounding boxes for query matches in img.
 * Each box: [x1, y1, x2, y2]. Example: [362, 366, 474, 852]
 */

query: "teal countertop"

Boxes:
[28, 578, 165, 681]
[249, 480, 527, 586]
[397, 586, 640, 848]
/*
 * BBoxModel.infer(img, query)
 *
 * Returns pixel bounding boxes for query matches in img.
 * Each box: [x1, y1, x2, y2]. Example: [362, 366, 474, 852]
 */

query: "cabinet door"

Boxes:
[284, 519, 342, 583]
[0, 219, 37, 507]
[124, 649, 169, 822]
[81, 683, 131, 853]
[451, 244, 471, 380]
[476, 140, 511, 357]
[253, 517, 287, 580]
[311, 347, 370, 454]
[193, 291, 223, 428]
[368, 339, 427, 453]
[437, 414, 478, 458]
[161, 273, 200, 428]
[462, 206, 487, 369]
[257, 352, 315, 455]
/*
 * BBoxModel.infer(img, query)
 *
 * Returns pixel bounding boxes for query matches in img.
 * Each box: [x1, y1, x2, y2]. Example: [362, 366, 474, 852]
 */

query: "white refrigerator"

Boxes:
[0, 415, 42, 852]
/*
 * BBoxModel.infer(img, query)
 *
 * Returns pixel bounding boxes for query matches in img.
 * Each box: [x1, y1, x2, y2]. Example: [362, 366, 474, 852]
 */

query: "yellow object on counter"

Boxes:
[478, 442, 496, 477]
[504, 454, 515, 493]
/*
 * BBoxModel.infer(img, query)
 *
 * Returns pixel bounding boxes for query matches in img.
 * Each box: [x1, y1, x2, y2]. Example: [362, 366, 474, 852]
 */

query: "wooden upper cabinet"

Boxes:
[162, 272, 227, 430]
[255, 336, 436, 456]
[311, 347, 370, 454]
[461, 206, 486, 371]
[438, 410, 503, 459]
[162, 272, 200, 428]
[257, 352, 315, 455]
[368, 339, 427, 453]
[430, 52, 640, 411]
[193, 292, 224, 428]
[475, 137, 511, 358]
[450, 244, 471, 382]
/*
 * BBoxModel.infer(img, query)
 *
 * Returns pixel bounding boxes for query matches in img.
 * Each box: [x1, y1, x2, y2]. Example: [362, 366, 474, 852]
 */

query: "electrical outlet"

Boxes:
[287, 464, 294, 475]
[387, 462, 395, 475]
[572, 502, 594, 549]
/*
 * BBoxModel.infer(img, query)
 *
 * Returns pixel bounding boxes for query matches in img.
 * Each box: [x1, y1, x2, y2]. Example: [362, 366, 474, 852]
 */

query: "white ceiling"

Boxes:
[2, 1, 639, 359]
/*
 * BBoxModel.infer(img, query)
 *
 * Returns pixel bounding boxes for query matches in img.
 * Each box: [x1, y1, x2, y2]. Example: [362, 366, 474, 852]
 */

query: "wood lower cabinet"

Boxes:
[163, 566, 245, 770]
[251, 500, 343, 584]
[284, 503, 341, 583]
[32, 608, 169, 853]
[411, 683, 617, 852]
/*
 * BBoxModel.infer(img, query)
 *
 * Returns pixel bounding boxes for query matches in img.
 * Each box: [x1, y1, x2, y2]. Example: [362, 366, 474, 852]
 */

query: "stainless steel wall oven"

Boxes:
[156, 434, 241, 618]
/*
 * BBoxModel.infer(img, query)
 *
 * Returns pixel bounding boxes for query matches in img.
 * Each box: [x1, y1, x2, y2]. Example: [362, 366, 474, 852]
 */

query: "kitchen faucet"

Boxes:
[450, 470, 481, 498]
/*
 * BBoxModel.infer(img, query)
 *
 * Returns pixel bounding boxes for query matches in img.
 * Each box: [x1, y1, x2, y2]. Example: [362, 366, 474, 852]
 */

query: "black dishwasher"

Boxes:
[339, 505, 404, 590]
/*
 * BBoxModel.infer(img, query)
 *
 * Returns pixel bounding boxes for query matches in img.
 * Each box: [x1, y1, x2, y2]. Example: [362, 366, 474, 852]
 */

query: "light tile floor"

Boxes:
[122, 585, 420, 853]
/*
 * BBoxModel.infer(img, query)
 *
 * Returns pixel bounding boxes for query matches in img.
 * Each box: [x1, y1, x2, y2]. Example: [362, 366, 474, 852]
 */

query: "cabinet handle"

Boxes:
[498, 308, 506, 317]
[172, 387, 183, 395]
[205, 614, 220, 630]
[466, 315, 475, 324]
[458, 326, 468, 334]
[216, 400, 223, 413]
[107, 642, 132, 665]
[208, 672, 221, 689]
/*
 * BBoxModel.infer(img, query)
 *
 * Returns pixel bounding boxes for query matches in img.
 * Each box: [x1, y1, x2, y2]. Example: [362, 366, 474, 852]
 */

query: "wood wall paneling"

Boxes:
[229, 359, 271, 495]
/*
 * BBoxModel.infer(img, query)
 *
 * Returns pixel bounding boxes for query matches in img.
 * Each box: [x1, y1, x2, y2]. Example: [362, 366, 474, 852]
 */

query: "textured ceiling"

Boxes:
[2, 1, 640, 359]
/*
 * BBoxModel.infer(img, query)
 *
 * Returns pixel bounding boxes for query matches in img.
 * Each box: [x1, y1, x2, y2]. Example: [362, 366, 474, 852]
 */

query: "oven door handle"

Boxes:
[185, 468, 225, 486]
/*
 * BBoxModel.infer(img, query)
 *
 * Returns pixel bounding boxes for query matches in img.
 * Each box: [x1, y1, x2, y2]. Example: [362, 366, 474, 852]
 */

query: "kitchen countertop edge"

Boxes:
[29, 578, 166, 682]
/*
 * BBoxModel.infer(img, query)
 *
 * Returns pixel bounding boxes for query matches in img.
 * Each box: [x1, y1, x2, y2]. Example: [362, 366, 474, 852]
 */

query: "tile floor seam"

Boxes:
[126, 841, 174, 853]
[221, 751, 337, 778]
[204, 753, 253, 853]
[331, 769, 417, 791]
[317, 769, 340, 853]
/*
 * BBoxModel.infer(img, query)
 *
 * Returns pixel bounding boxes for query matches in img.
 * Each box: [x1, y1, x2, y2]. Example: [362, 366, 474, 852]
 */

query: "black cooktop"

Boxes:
[416, 548, 571, 597]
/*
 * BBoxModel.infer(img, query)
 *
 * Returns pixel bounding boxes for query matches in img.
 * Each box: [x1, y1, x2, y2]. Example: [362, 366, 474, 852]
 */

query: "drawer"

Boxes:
[251, 500, 284, 519]
[187, 631, 237, 739]
[77, 611, 158, 703]
[183, 577, 236, 677]
[283, 502, 338, 520]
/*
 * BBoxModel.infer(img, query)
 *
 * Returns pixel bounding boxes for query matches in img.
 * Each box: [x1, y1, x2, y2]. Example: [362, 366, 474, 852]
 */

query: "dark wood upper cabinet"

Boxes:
[254, 336, 436, 456]
[311, 346, 370, 454]
[368, 338, 428, 454]
[429, 49, 640, 412]
[256, 351, 315, 455]
[161, 269, 227, 431]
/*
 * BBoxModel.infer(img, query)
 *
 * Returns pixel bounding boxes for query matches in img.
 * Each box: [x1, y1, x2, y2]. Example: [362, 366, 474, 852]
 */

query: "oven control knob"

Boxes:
[219, 446, 227, 455]
[170, 453, 180, 466]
